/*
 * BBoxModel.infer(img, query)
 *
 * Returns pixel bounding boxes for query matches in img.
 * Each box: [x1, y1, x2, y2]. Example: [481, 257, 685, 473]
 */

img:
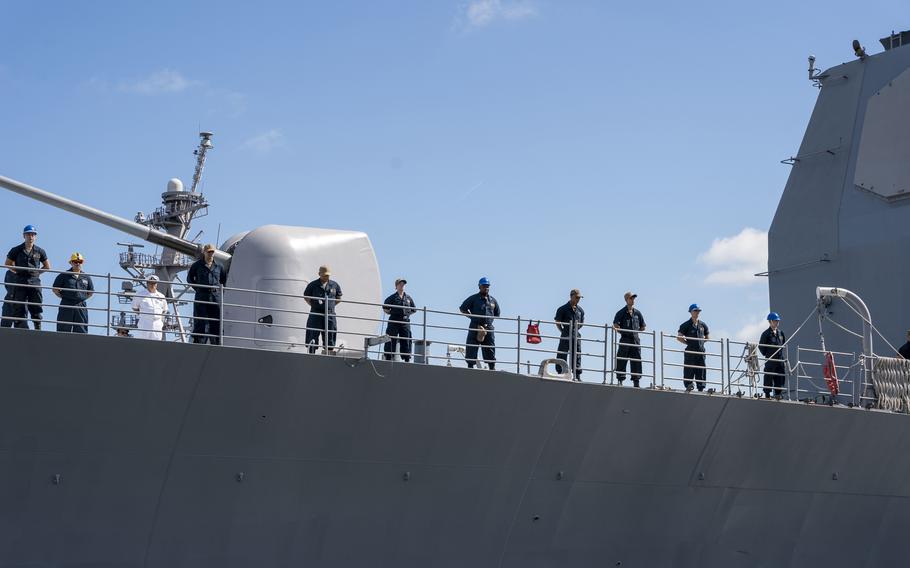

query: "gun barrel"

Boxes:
[0, 174, 231, 262]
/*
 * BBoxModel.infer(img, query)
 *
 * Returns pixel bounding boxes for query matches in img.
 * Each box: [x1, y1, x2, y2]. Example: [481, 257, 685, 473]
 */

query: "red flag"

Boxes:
[823, 352, 839, 396]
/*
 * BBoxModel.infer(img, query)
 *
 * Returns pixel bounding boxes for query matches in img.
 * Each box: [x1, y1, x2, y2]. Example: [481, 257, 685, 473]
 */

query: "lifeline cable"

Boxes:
[837, 297, 903, 357]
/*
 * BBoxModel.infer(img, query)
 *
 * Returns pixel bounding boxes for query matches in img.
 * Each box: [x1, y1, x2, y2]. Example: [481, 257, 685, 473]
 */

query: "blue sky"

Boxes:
[1, 0, 907, 347]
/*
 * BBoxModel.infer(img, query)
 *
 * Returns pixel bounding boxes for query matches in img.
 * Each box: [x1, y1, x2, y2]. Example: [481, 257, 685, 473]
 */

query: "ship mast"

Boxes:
[117, 131, 216, 339]
[190, 131, 213, 194]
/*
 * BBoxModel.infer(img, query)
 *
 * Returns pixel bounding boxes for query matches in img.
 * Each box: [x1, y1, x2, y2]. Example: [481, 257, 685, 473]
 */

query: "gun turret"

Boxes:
[1, 173, 384, 356]
[0, 175, 230, 263]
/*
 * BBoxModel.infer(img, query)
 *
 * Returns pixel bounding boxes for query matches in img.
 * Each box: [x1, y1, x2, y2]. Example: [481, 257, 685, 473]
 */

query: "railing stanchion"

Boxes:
[422, 306, 427, 365]
[650, 331, 657, 388]
[722, 338, 728, 394]
[603, 325, 609, 384]
[106, 272, 112, 336]
[324, 298, 329, 355]
[517, 316, 522, 374]
[378, 310, 386, 361]
[785, 345, 791, 401]
[219, 284, 224, 345]
[570, 320, 576, 381]
[660, 333, 665, 390]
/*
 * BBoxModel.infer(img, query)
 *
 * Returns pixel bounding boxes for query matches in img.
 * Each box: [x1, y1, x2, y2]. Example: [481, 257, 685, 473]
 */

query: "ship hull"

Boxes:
[2, 328, 908, 567]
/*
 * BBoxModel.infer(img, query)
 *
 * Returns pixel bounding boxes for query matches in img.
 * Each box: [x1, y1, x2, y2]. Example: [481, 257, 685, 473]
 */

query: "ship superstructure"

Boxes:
[770, 32, 910, 368]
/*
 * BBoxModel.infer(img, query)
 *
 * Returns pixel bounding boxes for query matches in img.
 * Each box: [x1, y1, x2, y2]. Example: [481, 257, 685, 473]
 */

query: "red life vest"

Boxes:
[526, 321, 541, 344]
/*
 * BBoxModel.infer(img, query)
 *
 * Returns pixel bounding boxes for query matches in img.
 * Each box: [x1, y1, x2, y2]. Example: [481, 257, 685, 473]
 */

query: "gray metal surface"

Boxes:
[2, 328, 909, 567]
[769, 41, 910, 364]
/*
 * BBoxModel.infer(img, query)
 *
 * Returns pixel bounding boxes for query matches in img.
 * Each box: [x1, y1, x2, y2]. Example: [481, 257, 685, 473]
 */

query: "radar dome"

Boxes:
[167, 178, 184, 192]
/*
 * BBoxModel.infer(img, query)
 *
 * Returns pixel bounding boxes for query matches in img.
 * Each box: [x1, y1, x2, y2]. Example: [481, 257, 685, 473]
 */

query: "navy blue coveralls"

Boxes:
[52, 271, 94, 333]
[555, 301, 585, 380]
[187, 259, 227, 344]
[304, 279, 342, 353]
[1, 270, 14, 325]
[678, 318, 709, 391]
[3, 244, 48, 329]
[383, 291, 416, 361]
[901, 341, 910, 360]
[614, 307, 646, 385]
[759, 326, 787, 397]
[459, 293, 500, 369]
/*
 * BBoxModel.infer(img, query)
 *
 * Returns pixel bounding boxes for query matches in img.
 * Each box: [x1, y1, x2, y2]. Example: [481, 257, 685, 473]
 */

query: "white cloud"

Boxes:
[698, 228, 768, 286]
[734, 318, 770, 342]
[118, 69, 199, 95]
[462, 0, 537, 28]
[241, 129, 284, 154]
[205, 88, 248, 118]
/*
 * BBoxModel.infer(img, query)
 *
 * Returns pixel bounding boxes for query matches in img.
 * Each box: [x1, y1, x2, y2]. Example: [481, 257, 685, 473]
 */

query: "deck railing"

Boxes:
[0, 268, 892, 407]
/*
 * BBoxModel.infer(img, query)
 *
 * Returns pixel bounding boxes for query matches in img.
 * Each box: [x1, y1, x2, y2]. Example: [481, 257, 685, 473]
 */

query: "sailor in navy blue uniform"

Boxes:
[459, 277, 500, 370]
[613, 291, 646, 387]
[677, 304, 709, 391]
[554, 288, 585, 380]
[1, 270, 14, 326]
[3, 225, 50, 329]
[383, 277, 416, 361]
[759, 312, 787, 399]
[187, 244, 228, 344]
[303, 265, 343, 354]
[52, 252, 94, 333]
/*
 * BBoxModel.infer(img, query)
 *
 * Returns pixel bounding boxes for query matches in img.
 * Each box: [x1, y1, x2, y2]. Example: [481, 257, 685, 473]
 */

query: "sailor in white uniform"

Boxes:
[131, 274, 168, 340]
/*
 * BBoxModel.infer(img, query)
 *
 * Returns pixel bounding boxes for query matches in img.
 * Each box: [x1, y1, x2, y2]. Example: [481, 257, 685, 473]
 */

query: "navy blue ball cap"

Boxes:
[688, 303, 701, 312]
[22, 224, 37, 234]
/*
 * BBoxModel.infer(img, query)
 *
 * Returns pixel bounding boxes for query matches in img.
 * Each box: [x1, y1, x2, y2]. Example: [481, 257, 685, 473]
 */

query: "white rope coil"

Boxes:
[872, 357, 910, 411]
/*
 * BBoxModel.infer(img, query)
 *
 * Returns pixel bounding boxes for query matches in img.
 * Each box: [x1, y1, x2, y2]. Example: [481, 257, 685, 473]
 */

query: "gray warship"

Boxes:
[3, 32, 910, 568]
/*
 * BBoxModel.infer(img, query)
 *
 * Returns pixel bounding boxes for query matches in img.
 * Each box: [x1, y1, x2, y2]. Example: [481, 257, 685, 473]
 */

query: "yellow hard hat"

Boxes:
[69, 252, 85, 263]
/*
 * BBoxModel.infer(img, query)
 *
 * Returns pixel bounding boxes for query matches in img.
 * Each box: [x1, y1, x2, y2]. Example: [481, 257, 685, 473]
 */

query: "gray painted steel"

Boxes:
[2, 328, 909, 567]
[769, 42, 910, 366]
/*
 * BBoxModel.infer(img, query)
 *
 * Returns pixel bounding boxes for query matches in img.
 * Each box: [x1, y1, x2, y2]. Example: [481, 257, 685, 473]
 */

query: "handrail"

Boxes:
[0, 268, 887, 410]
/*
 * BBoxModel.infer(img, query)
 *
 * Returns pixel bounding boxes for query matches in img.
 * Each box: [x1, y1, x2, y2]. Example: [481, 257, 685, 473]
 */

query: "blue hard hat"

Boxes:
[22, 224, 37, 234]
[688, 303, 701, 312]
[767, 312, 781, 321]
[478, 277, 491, 287]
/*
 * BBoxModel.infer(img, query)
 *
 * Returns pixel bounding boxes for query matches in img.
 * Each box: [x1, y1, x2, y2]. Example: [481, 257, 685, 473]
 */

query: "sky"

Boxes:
[1, 0, 907, 353]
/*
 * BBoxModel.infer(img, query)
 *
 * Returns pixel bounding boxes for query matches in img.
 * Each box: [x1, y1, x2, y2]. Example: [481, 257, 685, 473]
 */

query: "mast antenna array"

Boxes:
[190, 131, 214, 194]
